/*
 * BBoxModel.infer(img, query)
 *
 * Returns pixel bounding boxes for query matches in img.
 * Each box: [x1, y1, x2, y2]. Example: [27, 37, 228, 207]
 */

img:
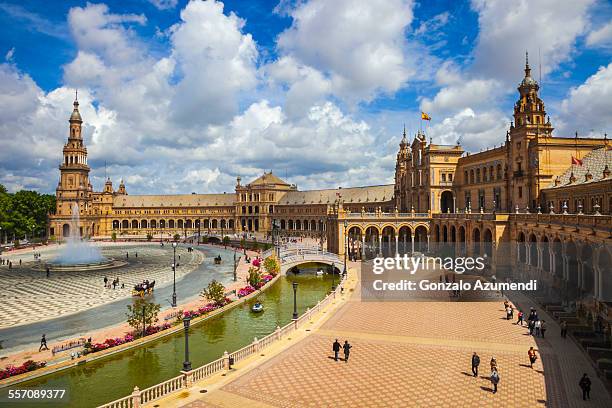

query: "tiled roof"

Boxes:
[277, 185, 394, 205]
[113, 193, 235, 208]
[547, 147, 611, 188]
[248, 172, 290, 186]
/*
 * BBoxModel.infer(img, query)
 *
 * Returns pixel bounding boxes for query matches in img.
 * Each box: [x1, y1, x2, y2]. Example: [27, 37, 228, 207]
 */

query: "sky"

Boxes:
[0, 0, 610, 195]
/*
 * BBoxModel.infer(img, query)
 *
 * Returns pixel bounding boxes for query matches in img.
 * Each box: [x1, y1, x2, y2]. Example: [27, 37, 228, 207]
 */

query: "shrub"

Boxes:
[264, 256, 280, 276]
[146, 234, 153, 241]
[201, 280, 226, 306]
[111, 232, 117, 242]
[247, 267, 263, 288]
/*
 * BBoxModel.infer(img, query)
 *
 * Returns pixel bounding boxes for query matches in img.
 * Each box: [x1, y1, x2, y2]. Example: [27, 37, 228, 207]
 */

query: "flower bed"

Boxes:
[0, 360, 46, 380]
[237, 285, 256, 297]
[182, 299, 230, 319]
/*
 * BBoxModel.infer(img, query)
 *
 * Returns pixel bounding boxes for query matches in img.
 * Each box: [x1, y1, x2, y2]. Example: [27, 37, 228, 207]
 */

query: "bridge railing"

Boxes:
[97, 272, 347, 408]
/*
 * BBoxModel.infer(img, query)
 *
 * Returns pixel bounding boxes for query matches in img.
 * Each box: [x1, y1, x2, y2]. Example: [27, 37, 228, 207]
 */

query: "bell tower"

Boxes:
[55, 92, 93, 221]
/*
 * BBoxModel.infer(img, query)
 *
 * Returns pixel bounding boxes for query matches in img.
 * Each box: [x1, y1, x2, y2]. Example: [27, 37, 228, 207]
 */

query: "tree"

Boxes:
[126, 298, 160, 337]
[0, 186, 55, 242]
[264, 256, 280, 276]
[222, 236, 230, 247]
[146, 233, 153, 241]
[247, 266, 262, 288]
[111, 232, 117, 242]
[173, 233, 180, 242]
[201, 279, 226, 305]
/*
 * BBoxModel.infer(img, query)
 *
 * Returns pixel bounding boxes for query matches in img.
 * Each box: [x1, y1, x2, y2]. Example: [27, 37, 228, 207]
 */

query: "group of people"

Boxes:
[470, 353, 500, 393]
[103, 276, 124, 289]
[332, 339, 351, 362]
[0, 257, 14, 268]
[511, 303, 547, 338]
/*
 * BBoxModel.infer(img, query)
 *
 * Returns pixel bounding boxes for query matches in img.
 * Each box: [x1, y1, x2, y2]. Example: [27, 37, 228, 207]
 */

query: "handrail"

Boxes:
[97, 266, 347, 408]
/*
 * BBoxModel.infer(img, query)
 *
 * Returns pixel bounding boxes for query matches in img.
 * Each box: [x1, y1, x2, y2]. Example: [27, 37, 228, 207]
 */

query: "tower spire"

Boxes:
[524, 51, 531, 78]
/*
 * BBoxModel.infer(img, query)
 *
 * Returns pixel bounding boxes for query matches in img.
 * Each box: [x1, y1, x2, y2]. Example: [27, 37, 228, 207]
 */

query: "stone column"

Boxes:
[378, 234, 382, 256]
[132, 386, 141, 408]
[362, 234, 366, 259]
[427, 234, 430, 252]
[411, 235, 415, 254]
[395, 234, 399, 256]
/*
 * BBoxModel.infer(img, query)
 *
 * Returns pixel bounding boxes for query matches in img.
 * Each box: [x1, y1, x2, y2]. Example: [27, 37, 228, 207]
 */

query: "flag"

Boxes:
[421, 112, 432, 121]
[571, 156, 583, 166]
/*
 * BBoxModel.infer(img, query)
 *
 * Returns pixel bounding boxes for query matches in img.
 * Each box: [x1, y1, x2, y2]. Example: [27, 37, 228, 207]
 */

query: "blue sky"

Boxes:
[0, 0, 610, 194]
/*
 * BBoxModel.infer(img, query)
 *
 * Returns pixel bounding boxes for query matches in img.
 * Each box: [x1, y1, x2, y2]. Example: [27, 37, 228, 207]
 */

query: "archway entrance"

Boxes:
[440, 191, 454, 213]
[62, 224, 70, 239]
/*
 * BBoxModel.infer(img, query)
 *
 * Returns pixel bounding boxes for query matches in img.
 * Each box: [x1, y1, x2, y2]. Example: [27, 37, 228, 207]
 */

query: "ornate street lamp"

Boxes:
[331, 262, 336, 291]
[343, 220, 348, 278]
[183, 316, 192, 371]
[233, 248, 238, 282]
[171, 242, 178, 307]
[292, 282, 298, 320]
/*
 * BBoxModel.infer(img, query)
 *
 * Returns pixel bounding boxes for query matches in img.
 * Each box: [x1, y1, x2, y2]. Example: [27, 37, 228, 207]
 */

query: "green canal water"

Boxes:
[1, 273, 335, 408]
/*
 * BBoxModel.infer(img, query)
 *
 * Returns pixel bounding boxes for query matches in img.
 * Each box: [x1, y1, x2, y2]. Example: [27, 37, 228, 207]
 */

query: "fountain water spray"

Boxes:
[53, 203, 106, 265]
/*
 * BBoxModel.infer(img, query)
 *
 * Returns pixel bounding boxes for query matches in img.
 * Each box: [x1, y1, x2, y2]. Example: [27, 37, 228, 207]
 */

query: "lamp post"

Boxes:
[142, 305, 146, 338]
[331, 262, 336, 291]
[233, 248, 238, 282]
[183, 316, 192, 371]
[292, 281, 298, 320]
[343, 220, 348, 278]
[171, 242, 178, 307]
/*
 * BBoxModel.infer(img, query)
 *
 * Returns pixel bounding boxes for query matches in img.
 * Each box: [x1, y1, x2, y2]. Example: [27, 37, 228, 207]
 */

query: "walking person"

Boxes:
[560, 321, 568, 338]
[528, 319, 535, 335]
[104, 276, 108, 287]
[471, 352, 480, 377]
[332, 339, 341, 362]
[490, 357, 497, 372]
[490, 367, 500, 394]
[506, 305, 512, 320]
[528, 347, 538, 368]
[540, 320, 547, 338]
[517, 310, 524, 326]
[535, 319, 542, 337]
[579, 373, 591, 400]
[343, 340, 352, 363]
[39, 334, 49, 352]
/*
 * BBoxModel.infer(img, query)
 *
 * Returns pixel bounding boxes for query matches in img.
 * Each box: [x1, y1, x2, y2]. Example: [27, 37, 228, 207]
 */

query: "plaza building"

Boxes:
[49, 56, 610, 314]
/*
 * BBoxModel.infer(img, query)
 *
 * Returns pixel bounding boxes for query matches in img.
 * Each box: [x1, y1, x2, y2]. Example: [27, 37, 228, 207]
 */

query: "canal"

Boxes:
[1, 272, 335, 407]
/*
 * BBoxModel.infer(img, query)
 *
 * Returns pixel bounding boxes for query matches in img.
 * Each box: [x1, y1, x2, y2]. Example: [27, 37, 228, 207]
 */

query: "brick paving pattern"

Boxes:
[0, 245, 203, 328]
[183, 267, 611, 408]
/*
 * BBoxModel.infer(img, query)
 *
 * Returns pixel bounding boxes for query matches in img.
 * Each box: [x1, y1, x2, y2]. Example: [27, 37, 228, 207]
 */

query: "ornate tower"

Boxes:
[507, 53, 553, 210]
[394, 126, 410, 211]
[55, 93, 93, 236]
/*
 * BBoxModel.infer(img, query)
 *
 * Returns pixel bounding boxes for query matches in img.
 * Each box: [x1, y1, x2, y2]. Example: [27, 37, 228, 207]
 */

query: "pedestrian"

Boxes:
[19, 259, 22, 266]
[490, 367, 500, 394]
[535, 319, 541, 337]
[517, 310, 524, 326]
[528, 347, 538, 368]
[104, 276, 108, 287]
[490, 357, 497, 371]
[39, 334, 49, 352]
[540, 320, 547, 338]
[46, 267, 50, 278]
[126, 252, 129, 259]
[561, 321, 568, 338]
[579, 373, 591, 400]
[343, 340, 351, 363]
[528, 319, 535, 335]
[135, 252, 138, 258]
[332, 339, 341, 361]
[471, 352, 480, 377]
[506, 305, 512, 320]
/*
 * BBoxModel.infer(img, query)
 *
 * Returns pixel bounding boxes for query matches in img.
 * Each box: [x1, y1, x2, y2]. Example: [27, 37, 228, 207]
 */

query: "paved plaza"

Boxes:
[177, 265, 611, 408]
[0, 244, 203, 328]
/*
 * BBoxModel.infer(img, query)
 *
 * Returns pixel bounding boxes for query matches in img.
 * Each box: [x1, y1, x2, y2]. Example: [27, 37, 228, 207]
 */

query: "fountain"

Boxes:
[45, 203, 123, 271]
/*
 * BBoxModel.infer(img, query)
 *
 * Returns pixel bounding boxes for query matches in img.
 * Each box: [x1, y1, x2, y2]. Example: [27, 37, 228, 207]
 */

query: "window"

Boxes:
[449, 174, 453, 182]
[518, 187, 523, 198]
[464, 171, 468, 184]
[441, 173, 446, 182]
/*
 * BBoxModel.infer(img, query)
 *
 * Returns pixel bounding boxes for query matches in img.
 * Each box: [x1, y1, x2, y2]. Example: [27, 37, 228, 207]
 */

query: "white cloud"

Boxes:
[414, 12, 450, 36]
[586, 21, 612, 48]
[426, 108, 509, 151]
[471, 0, 595, 83]
[5, 47, 15, 62]
[148, 0, 178, 10]
[169, 0, 259, 125]
[558, 62, 612, 135]
[277, 0, 415, 103]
